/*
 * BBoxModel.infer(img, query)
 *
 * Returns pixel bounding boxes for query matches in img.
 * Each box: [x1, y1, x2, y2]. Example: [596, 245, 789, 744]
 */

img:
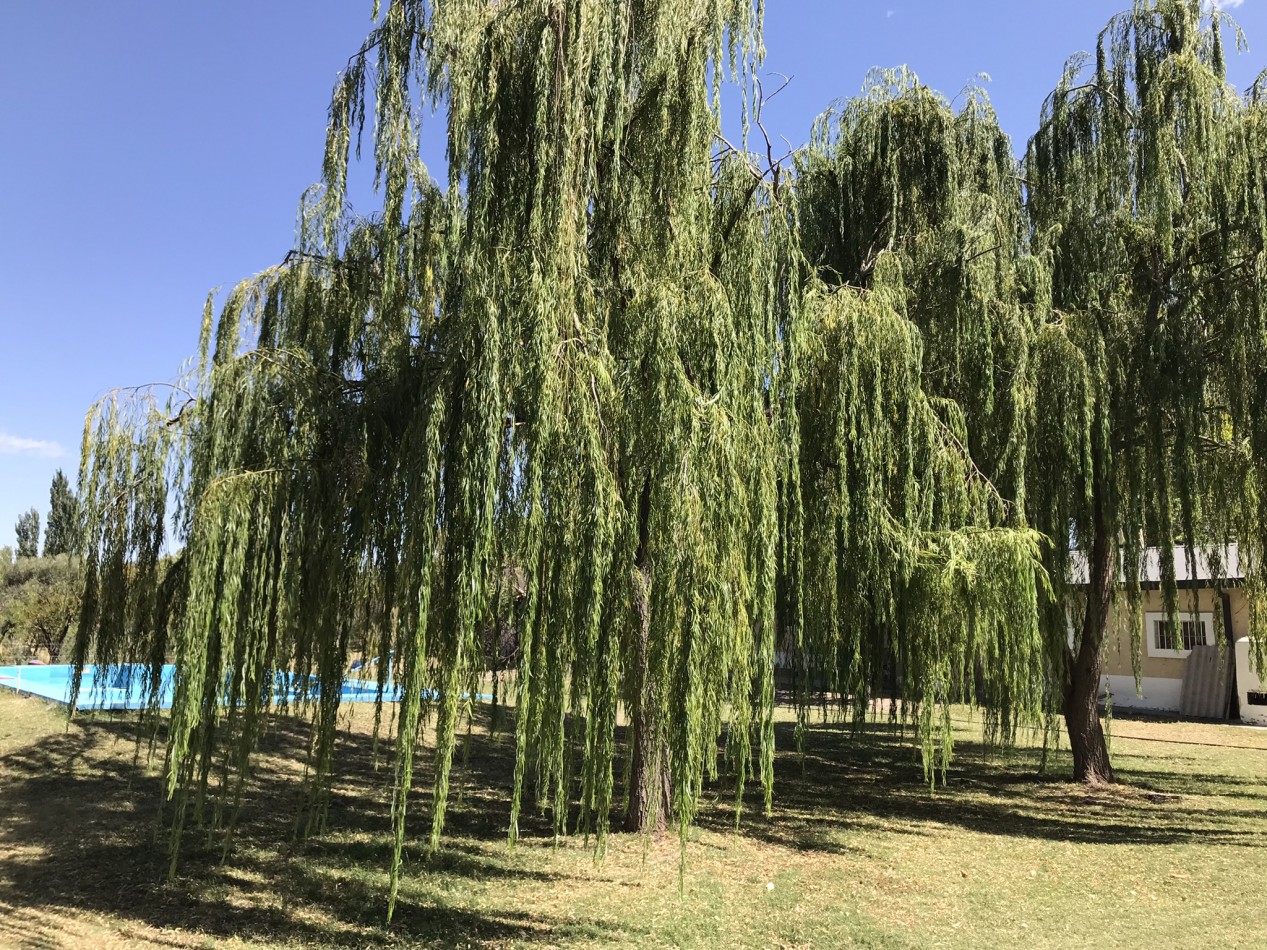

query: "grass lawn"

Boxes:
[1, 691, 1265, 949]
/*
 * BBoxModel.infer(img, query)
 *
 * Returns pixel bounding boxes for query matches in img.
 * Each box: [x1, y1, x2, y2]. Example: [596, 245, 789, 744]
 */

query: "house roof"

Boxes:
[1070, 543, 1243, 588]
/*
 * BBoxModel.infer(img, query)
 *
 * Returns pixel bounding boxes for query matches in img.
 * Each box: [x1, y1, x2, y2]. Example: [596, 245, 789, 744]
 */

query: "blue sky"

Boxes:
[1, 1, 1264, 549]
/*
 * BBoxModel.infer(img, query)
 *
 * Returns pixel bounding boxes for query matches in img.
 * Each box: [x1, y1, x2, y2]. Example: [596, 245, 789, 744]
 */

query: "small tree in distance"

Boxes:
[43, 469, 80, 558]
[14, 509, 39, 560]
[0, 555, 81, 662]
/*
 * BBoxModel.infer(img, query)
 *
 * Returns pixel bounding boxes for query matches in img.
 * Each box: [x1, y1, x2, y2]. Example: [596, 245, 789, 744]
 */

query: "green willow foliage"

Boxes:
[794, 72, 1046, 748]
[78, 0, 799, 917]
[1027, 0, 1267, 779]
[798, 70, 1034, 505]
[69, 0, 1265, 916]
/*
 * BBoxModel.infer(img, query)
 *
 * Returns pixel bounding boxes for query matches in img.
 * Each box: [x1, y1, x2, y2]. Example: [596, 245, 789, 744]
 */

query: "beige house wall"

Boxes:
[1086, 587, 1247, 713]
[1100, 587, 1246, 680]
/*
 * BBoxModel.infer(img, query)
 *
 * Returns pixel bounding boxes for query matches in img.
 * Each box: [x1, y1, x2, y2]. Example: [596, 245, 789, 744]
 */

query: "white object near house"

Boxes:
[1234, 637, 1267, 726]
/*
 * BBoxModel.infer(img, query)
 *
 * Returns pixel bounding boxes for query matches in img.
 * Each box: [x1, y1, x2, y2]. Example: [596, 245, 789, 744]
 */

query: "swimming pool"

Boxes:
[0, 663, 493, 710]
[0, 663, 407, 710]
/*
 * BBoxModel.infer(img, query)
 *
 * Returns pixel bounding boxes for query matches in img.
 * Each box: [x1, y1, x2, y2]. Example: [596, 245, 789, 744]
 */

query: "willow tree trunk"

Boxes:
[625, 479, 671, 834]
[1064, 492, 1114, 785]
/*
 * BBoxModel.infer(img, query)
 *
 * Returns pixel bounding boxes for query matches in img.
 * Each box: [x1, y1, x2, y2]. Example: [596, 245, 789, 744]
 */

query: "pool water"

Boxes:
[0, 664, 493, 710]
[0, 663, 408, 710]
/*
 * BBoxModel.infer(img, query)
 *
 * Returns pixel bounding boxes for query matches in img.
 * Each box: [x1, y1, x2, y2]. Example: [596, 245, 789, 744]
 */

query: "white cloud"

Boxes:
[0, 432, 64, 458]
[1206, 0, 1245, 11]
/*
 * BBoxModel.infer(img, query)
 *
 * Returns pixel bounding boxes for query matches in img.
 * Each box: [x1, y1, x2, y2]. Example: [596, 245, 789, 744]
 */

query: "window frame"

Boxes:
[1144, 610, 1215, 659]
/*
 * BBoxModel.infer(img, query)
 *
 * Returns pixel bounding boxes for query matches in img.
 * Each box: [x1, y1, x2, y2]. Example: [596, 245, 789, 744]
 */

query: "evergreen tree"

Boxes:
[14, 509, 39, 560]
[43, 469, 80, 558]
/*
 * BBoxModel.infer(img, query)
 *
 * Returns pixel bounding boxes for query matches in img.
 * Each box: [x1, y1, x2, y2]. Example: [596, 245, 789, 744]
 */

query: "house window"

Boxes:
[1145, 611, 1214, 659]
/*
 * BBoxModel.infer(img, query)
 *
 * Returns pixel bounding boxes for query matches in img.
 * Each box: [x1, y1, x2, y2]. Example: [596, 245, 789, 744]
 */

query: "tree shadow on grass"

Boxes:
[0, 704, 626, 949]
[699, 719, 1267, 854]
[1, 701, 1264, 948]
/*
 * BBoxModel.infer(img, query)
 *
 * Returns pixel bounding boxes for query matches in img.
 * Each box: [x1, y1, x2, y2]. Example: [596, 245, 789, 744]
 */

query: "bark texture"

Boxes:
[1064, 491, 1114, 785]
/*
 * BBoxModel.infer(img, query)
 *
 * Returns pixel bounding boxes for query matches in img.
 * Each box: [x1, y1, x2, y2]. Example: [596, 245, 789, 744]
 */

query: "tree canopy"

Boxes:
[68, 0, 1267, 916]
[1026, 0, 1267, 781]
[0, 554, 81, 663]
[794, 70, 1046, 746]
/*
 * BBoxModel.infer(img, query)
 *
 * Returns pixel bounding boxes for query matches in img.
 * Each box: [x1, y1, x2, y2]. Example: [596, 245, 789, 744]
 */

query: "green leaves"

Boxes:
[72, 0, 1267, 911]
[1024, 1, 1267, 776]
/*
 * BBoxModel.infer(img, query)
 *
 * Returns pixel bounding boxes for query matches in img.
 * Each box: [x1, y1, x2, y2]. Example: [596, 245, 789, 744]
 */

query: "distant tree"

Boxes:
[14, 509, 39, 560]
[0, 555, 81, 661]
[795, 70, 1044, 734]
[43, 469, 80, 557]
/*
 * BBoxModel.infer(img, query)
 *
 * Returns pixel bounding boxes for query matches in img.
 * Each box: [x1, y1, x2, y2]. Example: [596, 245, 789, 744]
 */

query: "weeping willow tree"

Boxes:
[76, 0, 798, 917]
[1026, 0, 1267, 782]
[797, 70, 1035, 504]
[790, 72, 1048, 751]
[71, 0, 1058, 919]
